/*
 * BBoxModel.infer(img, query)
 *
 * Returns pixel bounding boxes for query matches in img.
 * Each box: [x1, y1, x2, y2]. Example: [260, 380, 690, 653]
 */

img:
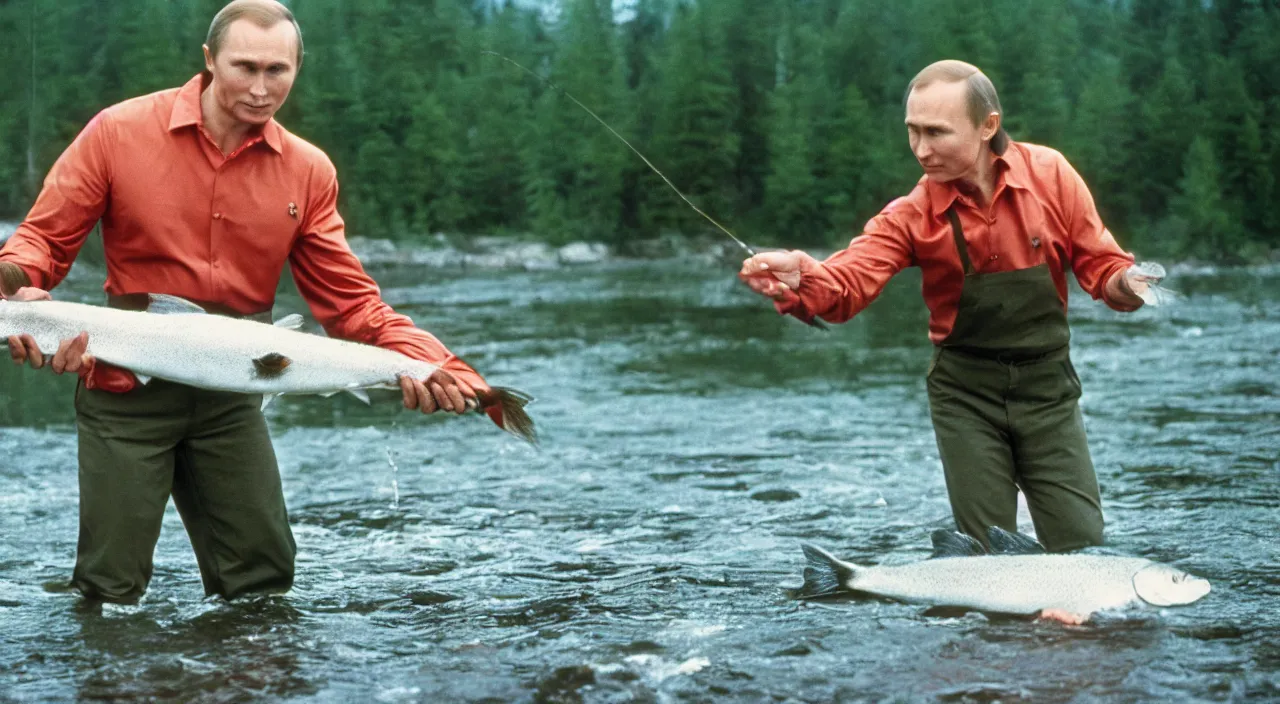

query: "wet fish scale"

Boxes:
[0, 299, 434, 395]
[855, 555, 1153, 615]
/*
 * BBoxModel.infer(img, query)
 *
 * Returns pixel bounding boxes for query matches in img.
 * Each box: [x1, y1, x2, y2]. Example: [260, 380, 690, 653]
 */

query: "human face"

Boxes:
[203, 18, 299, 128]
[905, 80, 995, 184]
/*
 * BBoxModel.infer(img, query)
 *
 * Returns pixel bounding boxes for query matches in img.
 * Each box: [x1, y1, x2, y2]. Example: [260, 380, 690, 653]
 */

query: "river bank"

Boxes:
[343, 233, 757, 271]
[2, 221, 1277, 276]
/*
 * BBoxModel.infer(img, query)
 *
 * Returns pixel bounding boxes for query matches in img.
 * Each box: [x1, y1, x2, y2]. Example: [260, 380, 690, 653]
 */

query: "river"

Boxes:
[1, 257, 1276, 702]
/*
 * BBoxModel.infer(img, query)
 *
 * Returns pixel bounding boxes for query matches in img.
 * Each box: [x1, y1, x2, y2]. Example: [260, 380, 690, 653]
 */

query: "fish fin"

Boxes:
[252, 353, 291, 378]
[260, 393, 279, 411]
[146, 294, 208, 315]
[478, 386, 538, 446]
[795, 544, 857, 599]
[273, 313, 304, 330]
[930, 530, 986, 558]
[134, 373, 152, 385]
[319, 390, 340, 398]
[987, 527, 1046, 555]
[346, 387, 371, 405]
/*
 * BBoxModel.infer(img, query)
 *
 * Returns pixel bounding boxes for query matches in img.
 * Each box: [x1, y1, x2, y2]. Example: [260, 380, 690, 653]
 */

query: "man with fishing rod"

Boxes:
[740, 60, 1164, 555]
[0, 0, 504, 603]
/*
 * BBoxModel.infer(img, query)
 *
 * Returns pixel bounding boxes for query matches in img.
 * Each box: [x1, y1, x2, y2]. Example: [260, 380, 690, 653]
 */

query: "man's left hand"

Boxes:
[1113, 262, 1173, 308]
[399, 368, 479, 415]
[3, 287, 95, 375]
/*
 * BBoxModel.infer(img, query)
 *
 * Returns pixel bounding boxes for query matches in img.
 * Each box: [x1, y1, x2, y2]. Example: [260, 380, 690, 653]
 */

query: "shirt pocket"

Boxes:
[228, 190, 303, 267]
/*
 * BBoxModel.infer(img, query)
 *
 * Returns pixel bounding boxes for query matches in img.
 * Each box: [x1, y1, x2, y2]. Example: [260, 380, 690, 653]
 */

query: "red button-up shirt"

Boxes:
[778, 142, 1137, 342]
[1, 74, 489, 396]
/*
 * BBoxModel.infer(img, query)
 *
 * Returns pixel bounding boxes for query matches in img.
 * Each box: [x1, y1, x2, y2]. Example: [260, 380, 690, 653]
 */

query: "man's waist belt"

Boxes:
[943, 343, 1069, 365]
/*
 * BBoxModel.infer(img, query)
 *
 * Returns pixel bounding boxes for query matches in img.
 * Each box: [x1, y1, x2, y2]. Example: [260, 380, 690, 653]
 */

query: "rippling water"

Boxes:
[1, 259, 1277, 702]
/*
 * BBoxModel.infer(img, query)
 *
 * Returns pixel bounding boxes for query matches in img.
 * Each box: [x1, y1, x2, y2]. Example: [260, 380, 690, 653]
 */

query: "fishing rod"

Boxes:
[481, 50, 827, 330]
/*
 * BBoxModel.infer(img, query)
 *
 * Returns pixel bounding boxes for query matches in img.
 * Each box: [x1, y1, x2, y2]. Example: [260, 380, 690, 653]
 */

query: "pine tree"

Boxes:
[825, 0, 912, 107]
[765, 90, 823, 244]
[460, 3, 537, 233]
[523, 0, 627, 243]
[0, 1, 29, 214]
[720, 0, 777, 217]
[819, 84, 896, 242]
[1174, 136, 1237, 261]
[404, 88, 468, 233]
[764, 16, 825, 244]
[1064, 55, 1137, 240]
[285, 0, 366, 180]
[617, 0, 668, 236]
[1236, 113, 1276, 242]
[1136, 57, 1200, 218]
[522, 90, 570, 239]
[105, 0, 187, 101]
[997, 1, 1077, 147]
[648, 0, 739, 236]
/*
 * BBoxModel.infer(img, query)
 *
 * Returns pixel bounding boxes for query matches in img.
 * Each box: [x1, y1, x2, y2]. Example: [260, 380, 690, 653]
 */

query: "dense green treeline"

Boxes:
[0, 0, 1277, 261]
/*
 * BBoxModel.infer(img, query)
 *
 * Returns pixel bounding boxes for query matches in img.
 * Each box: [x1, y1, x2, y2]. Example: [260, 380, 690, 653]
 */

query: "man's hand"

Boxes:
[738, 251, 803, 300]
[1111, 262, 1173, 308]
[4, 287, 95, 374]
[399, 368, 479, 415]
[1036, 608, 1088, 626]
[4, 286, 51, 302]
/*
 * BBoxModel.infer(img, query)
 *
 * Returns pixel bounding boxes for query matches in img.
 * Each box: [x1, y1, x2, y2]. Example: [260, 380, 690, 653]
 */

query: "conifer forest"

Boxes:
[0, 0, 1277, 262]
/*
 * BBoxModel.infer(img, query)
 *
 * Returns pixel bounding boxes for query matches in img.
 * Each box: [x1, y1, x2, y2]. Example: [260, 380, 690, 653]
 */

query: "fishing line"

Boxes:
[480, 50, 755, 257]
[481, 50, 827, 330]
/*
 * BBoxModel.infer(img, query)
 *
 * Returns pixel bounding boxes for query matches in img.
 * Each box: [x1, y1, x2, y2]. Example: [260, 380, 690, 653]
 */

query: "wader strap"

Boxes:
[107, 293, 273, 324]
[945, 207, 974, 276]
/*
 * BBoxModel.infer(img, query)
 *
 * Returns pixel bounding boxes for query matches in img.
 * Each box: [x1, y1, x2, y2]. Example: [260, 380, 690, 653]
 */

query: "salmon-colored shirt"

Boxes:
[1, 74, 489, 397]
[777, 142, 1137, 342]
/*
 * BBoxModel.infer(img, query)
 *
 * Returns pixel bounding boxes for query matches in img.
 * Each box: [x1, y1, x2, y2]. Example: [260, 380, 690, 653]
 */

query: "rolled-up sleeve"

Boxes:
[1059, 155, 1136, 311]
[778, 205, 915, 324]
[288, 162, 488, 390]
[0, 111, 113, 290]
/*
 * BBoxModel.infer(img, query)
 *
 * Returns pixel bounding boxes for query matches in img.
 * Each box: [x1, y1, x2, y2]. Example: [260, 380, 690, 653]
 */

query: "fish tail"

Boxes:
[797, 544, 857, 599]
[479, 386, 538, 446]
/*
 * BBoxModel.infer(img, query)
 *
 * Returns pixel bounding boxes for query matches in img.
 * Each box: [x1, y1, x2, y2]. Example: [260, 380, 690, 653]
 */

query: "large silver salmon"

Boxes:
[0, 295, 536, 444]
[798, 527, 1210, 619]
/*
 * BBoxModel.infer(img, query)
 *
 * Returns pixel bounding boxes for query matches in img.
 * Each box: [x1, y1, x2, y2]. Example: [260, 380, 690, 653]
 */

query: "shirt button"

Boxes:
[989, 254, 999, 261]
[213, 212, 223, 220]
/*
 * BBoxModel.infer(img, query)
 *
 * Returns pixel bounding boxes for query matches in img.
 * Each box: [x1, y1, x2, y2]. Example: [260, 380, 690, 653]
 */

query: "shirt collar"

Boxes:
[927, 144, 1029, 217]
[168, 73, 284, 154]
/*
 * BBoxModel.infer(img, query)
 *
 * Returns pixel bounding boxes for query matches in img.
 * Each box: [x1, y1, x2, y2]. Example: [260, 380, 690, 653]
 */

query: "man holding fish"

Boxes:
[0, 0, 504, 603]
[741, 60, 1164, 556]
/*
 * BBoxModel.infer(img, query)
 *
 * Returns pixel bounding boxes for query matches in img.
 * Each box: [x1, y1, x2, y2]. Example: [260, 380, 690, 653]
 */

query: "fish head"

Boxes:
[1133, 563, 1211, 607]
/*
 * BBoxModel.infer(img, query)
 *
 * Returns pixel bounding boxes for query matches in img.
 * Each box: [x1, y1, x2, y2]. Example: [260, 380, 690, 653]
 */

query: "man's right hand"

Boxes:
[738, 251, 804, 300]
[4, 287, 94, 374]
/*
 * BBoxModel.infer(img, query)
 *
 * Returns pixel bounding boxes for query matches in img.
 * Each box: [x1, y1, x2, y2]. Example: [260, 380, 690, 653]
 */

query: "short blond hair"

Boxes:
[206, 0, 304, 67]
[906, 60, 1008, 155]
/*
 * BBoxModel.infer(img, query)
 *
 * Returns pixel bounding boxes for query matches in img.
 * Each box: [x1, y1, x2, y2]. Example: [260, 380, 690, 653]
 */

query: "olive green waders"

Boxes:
[926, 208, 1104, 553]
[71, 306, 295, 602]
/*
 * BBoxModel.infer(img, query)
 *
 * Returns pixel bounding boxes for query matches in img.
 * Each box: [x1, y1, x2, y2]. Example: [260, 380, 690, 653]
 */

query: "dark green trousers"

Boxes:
[72, 379, 295, 602]
[926, 347, 1104, 553]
